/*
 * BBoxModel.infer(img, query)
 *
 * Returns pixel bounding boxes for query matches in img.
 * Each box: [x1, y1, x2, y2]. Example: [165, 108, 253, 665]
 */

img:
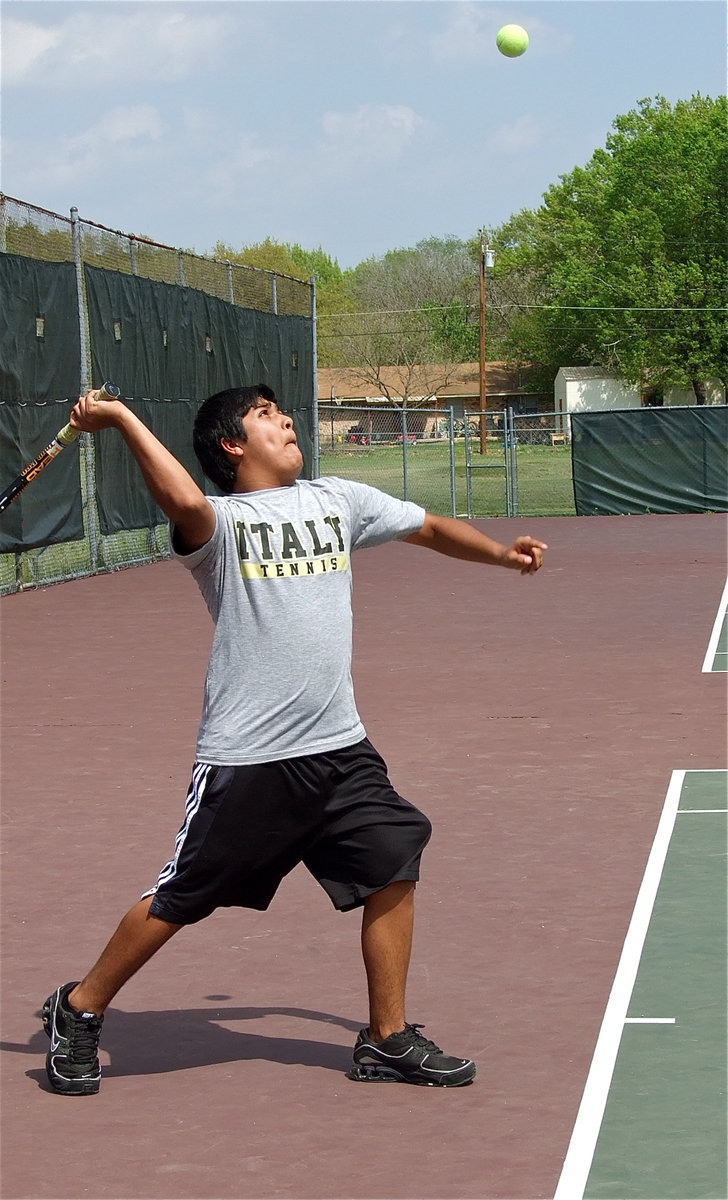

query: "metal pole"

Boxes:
[71, 207, 91, 391]
[71, 206, 100, 570]
[310, 277, 319, 479]
[479, 230, 487, 454]
[271, 274, 278, 315]
[449, 406, 457, 517]
[508, 408, 515, 516]
[226, 260, 234, 304]
[402, 406, 408, 501]
[464, 410, 472, 517]
[505, 406, 518, 517]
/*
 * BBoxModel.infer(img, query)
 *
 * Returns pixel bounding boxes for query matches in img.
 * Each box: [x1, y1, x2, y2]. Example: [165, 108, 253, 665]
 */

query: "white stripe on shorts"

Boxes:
[141, 763, 214, 898]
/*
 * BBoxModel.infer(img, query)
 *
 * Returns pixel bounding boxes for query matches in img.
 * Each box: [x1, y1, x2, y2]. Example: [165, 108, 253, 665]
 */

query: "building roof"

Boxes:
[556, 366, 619, 381]
[318, 362, 540, 402]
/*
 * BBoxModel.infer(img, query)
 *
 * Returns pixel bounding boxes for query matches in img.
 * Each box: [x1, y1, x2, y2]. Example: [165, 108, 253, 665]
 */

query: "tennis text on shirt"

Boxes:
[235, 514, 348, 578]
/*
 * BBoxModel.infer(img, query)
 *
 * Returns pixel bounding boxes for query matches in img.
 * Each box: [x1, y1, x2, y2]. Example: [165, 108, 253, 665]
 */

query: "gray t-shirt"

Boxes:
[174, 477, 425, 765]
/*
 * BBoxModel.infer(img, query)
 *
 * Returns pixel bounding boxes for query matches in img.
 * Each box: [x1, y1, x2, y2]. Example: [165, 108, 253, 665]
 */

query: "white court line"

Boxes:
[678, 809, 727, 814]
[702, 575, 728, 673]
[624, 1017, 675, 1024]
[553, 770, 685, 1200]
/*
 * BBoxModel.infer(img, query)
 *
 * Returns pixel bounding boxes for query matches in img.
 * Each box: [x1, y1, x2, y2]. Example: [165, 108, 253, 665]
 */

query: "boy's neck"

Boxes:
[234, 467, 301, 493]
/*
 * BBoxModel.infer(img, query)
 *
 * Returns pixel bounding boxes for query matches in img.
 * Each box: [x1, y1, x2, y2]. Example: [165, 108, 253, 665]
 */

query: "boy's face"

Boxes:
[237, 399, 303, 488]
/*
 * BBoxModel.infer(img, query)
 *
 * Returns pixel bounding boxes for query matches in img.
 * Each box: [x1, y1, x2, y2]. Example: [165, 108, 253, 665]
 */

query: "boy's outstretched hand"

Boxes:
[501, 536, 548, 574]
[405, 513, 547, 574]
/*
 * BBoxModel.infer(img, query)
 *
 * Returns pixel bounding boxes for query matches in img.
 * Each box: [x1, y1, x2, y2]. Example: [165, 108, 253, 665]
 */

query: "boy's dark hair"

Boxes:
[193, 384, 278, 492]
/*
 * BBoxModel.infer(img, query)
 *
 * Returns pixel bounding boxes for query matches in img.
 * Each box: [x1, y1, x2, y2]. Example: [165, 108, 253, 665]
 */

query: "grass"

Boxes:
[318, 441, 576, 518]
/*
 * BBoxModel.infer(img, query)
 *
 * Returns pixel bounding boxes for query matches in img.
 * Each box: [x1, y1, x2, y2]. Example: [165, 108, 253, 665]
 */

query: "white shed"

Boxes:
[554, 367, 725, 431]
[554, 368, 639, 430]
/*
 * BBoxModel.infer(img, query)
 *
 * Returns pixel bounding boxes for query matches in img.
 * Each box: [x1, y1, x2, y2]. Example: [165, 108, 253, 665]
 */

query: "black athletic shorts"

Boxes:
[145, 738, 432, 924]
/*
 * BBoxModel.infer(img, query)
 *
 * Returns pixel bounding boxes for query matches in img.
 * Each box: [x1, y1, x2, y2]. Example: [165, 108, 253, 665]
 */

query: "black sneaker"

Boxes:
[348, 1023, 476, 1087]
[42, 982, 103, 1096]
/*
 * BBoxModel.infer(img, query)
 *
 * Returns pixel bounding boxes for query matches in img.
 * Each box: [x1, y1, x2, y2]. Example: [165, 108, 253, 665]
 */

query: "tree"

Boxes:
[211, 237, 303, 278]
[318, 237, 479, 401]
[286, 244, 353, 344]
[494, 95, 728, 399]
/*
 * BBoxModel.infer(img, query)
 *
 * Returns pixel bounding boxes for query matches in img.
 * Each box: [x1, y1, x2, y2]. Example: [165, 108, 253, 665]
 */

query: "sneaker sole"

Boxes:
[44, 1065, 100, 1096]
[348, 1062, 475, 1087]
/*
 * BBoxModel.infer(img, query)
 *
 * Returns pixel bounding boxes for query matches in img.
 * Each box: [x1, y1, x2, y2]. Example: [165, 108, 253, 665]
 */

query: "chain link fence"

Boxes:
[317, 405, 459, 514]
[1, 193, 314, 593]
[0, 194, 311, 317]
[317, 405, 576, 518]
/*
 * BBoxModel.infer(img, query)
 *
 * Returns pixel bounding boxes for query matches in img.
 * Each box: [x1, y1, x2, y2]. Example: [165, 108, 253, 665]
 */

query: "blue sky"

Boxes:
[2, 0, 726, 268]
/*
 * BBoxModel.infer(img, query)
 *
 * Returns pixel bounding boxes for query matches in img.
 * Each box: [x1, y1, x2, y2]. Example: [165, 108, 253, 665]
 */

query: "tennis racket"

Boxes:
[0, 382, 120, 513]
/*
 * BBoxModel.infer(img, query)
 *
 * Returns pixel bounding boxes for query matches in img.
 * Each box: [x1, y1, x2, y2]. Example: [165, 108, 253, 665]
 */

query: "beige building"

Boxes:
[318, 362, 548, 414]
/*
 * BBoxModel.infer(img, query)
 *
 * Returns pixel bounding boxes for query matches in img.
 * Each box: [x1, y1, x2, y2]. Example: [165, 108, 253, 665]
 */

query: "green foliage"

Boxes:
[210, 238, 351, 344]
[423, 296, 480, 362]
[287, 243, 345, 288]
[3, 219, 73, 262]
[342, 237, 478, 365]
[211, 237, 302, 278]
[494, 95, 728, 395]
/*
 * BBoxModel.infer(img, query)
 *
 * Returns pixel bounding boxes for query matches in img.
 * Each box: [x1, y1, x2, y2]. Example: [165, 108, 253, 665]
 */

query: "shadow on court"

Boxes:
[8, 1005, 358, 1086]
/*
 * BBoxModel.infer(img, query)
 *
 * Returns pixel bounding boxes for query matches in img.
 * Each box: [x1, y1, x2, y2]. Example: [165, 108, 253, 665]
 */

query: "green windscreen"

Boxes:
[572, 407, 728, 515]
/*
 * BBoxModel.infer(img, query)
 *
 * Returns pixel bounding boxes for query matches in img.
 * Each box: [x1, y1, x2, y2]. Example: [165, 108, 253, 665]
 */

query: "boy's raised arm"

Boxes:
[405, 512, 547, 575]
[70, 389, 216, 553]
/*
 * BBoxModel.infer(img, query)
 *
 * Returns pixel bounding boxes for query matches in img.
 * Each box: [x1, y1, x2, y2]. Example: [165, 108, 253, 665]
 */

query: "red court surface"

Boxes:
[1, 513, 726, 1200]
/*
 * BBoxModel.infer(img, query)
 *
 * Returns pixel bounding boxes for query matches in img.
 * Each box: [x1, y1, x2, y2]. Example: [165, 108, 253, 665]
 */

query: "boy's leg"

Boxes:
[353, 880, 476, 1087]
[44, 897, 181, 1095]
[69, 896, 182, 1015]
[360, 880, 414, 1041]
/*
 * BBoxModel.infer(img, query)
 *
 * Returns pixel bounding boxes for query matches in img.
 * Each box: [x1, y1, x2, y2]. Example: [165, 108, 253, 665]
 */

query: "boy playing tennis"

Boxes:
[43, 384, 546, 1095]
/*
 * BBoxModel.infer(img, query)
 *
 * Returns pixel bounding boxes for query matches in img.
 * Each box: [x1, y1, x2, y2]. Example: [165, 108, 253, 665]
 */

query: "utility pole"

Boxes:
[478, 231, 494, 454]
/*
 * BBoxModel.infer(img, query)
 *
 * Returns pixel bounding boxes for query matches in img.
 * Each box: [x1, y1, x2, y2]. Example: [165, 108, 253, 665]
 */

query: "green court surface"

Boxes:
[557, 770, 728, 1200]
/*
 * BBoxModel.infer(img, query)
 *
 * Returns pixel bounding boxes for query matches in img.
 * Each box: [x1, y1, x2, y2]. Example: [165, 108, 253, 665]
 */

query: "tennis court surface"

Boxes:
[1, 513, 726, 1200]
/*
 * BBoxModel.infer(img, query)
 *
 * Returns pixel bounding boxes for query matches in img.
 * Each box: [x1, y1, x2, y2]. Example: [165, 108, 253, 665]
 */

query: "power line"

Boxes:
[318, 323, 723, 340]
[319, 302, 727, 320]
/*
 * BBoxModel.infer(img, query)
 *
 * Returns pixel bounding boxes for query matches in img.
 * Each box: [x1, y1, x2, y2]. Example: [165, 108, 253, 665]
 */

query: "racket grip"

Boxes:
[56, 382, 121, 444]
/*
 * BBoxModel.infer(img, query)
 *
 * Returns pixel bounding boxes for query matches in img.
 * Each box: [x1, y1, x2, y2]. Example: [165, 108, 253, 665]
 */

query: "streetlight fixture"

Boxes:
[479, 231, 495, 454]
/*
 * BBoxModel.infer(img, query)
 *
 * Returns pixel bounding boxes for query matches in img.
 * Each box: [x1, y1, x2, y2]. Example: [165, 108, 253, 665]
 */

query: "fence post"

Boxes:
[504, 406, 519, 517]
[71, 207, 91, 392]
[310, 277, 319, 479]
[402, 406, 408, 500]
[449, 406, 457, 517]
[71, 206, 100, 571]
[464, 414, 473, 518]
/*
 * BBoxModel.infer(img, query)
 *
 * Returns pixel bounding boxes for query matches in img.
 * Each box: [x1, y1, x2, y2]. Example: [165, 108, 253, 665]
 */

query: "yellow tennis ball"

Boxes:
[496, 24, 529, 57]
